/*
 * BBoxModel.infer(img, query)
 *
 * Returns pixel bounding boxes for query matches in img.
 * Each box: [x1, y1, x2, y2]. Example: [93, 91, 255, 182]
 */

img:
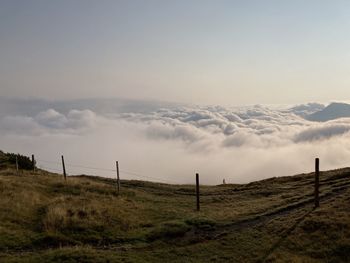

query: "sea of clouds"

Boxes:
[1, 98, 350, 184]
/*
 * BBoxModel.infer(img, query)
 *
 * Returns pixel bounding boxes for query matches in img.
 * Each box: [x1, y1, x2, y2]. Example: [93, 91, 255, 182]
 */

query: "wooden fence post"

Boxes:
[315, 158, 320, 208]
[116, 161, 120, 195]
[61, 155, 67, 181]
[32, 154, 35, 173]
[16, 155, 19, 173]
[196, 173, 200, 211]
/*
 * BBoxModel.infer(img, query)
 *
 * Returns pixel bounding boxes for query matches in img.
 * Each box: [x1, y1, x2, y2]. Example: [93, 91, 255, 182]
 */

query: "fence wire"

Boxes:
[36, 158, 177, 184]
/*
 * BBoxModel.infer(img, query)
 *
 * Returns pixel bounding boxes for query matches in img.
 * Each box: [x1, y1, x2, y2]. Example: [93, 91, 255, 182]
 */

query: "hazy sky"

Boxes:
[1, 0, 350, 105]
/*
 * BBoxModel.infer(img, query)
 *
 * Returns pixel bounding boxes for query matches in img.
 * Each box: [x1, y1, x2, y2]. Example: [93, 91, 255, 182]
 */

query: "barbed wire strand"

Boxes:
[36, 158, 177, 184]
[37, 165, 63, 173]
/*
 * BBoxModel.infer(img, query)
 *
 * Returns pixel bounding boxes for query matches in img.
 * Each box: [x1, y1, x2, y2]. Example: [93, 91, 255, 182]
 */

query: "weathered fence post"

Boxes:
[61, 155, 67, 181]
[15, 155, 19, 173]
[32, 154, 35, 173]
[116, 161, 120, 195]
[314, 158, 320, 208]
[196, 173, 200, 211]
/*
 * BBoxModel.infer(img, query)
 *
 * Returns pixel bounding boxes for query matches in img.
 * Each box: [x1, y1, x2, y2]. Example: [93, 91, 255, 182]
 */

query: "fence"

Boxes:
[16, 154, 323, 212]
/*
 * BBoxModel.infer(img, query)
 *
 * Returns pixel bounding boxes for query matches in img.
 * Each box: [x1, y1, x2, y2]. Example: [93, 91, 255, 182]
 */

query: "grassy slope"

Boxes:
[0, 159, 349, 262]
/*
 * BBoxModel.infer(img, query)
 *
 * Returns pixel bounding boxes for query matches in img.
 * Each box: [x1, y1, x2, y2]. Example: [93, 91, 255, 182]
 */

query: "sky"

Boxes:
[1, 0, 350, 105]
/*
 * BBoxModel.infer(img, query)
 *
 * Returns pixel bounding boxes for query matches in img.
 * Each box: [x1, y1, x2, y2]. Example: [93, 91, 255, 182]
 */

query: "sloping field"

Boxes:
[0, 161, 349, 262]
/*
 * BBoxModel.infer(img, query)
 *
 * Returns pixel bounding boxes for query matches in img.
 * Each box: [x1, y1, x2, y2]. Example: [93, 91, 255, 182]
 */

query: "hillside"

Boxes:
[307, 102, 350, 122]
[0, 157, 350, 262]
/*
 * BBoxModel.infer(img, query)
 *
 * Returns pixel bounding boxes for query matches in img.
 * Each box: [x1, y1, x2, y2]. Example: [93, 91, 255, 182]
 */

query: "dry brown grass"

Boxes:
[0, 166, 349, 262]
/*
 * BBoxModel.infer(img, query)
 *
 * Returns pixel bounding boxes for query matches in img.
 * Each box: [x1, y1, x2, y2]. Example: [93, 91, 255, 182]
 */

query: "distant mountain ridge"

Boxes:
[307, 102, 350, 122]
[288, 103, 325, 118]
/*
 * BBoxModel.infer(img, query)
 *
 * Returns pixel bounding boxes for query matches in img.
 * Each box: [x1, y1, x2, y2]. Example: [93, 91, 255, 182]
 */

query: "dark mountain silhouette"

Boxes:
[307, 102, 350, 122]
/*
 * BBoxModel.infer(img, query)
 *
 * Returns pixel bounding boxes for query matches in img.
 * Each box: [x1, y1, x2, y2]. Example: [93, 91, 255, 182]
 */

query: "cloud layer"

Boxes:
[2, 99, 350, 184]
